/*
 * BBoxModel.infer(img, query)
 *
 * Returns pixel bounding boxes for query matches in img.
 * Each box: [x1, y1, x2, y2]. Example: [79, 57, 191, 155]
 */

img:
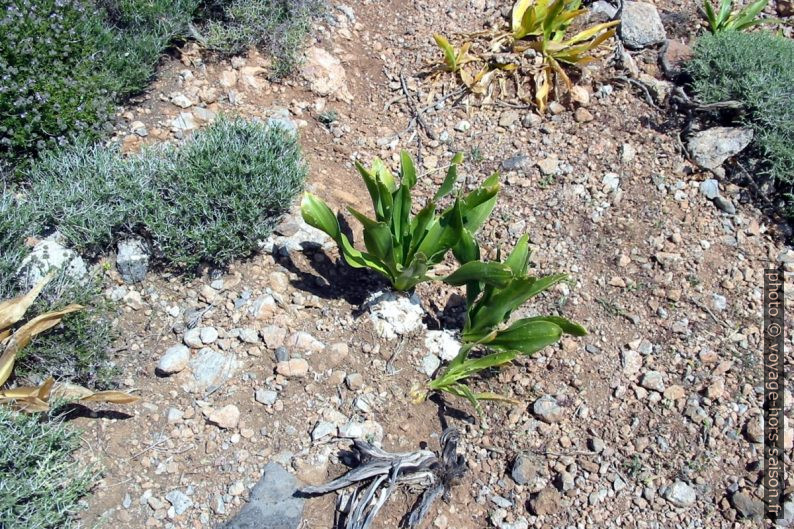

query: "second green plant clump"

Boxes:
[302, 151, 586, 414]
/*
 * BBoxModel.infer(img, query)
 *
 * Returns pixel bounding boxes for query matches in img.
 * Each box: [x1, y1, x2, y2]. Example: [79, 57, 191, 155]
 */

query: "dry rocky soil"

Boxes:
[68, 1, 794, 528]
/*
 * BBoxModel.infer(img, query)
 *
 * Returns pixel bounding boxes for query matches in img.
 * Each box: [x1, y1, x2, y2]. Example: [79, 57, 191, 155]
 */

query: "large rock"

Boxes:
[424, 330, 460, 362]
[687, 127, 754, 170]
[300, 47, 353, 103]
[17, 237, 88, 289]
[260, 214, 333, 257]
[188, 348, 239, 392]
[365, 290, 425, 340]
[116, 237, 150, 283]
[663, 481, 697, 507]
[219, 463, 304, 529]
[620, 2, 667, 49]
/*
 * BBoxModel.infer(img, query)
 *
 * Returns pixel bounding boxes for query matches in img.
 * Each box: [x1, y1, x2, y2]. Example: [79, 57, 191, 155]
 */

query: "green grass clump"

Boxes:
[25, 117, 306, 270]
[687, 31, 794, 193]
[0, 408, 94, 528]
[200, 0, 324, 77]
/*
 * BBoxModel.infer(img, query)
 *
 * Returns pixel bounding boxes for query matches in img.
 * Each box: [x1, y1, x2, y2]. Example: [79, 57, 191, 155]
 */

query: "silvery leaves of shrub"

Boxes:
[302, 151, 509, 291]
[0, 273, 139, 413]
[415, 235, 586, 415]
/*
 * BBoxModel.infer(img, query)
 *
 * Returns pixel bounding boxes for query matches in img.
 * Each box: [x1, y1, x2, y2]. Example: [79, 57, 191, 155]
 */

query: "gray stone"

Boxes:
[588, 0, 618, 22]
[116, 238, 149, 283]
[172, 112, 198, 131]
[165, 489, 192, 515]
[711, 293, 727, 312]
[640, 370, 665, 392]
[261, 213, 333, 256]
[184, 328, 204, 348]
[663, 481, 697, 507]
[501, 155, 531, 172]
[731, 491, 764, 519]
[275, 346, 289, 363]
[188, 348, 240, 391]
[238, 328, 260, 344]
[157, 345, 190, 375]
[267, 109, 298, 137]
[255, 388, 278, 406]
[454, 120, 471, 132]
[219, 463, 304, 529]
[420, 354, 441, 377]
[311, 421, 336, 441]
[620, 2, 666, 49]
[699, 179, 720, 200]
[17, 238, 88, 290]
[511, 453, 539, 485]
[200, 326, 219, 344]
[532, 395, 564, 423]
[714, 196, 736, 215]
[688, 127, 753, 170]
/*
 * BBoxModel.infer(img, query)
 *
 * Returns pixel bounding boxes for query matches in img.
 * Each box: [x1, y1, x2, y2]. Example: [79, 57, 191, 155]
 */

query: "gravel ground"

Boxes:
[72, 1, 793, 528]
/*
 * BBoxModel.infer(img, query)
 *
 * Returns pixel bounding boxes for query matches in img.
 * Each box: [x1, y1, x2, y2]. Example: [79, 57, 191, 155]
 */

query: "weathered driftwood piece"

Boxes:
[301, 428, 466, 529]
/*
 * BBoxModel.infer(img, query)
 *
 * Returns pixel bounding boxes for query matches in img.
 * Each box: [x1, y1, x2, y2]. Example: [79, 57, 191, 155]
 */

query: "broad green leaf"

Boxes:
[504, 234, 530, 276]
[443, 261, 513, 288]
[512, 0, 535, 33]
[372, 158, 397, 193]
[400, 151, 417, 189]
[393, 253, 430, 291]
[355, 162, 385, 219]
[718, 0, 733, 24]
[301, 193, 342, 239]
[453, 228, 480, 265]
[485, 320, 563, 354]
[468, 273, 568, 335]
[347, 207, 394, 265]
[517, 315, 587, 336]
[433, 152, 463, 202]
[375, 177, 394, 222]
[704, 0, 718, 30]
[407, 202, 436, 260]
[453, 350, 519, 377]
[416, 198, 463, 264]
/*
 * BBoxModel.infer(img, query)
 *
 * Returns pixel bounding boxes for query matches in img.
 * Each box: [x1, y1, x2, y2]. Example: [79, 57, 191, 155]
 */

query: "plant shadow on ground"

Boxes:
[57, 403, 135, 422]
[278, 214, 391, 306]
[430, 393, 476, 429]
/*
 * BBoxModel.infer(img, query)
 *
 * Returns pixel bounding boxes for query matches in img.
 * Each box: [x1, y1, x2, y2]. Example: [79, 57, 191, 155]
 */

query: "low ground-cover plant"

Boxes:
[702, 0, 781, 33]
[199, 0, 324, 78]
[0, 407, 94, 528]
[0, 0, 117, 172]
[301, 152, 505, 291]
[687, 31, 794, 213]
[1, 0, 321, 173]
[432, 0, 617, 111]
[413, 235, 586, 413]
[25, 116, 306, 270]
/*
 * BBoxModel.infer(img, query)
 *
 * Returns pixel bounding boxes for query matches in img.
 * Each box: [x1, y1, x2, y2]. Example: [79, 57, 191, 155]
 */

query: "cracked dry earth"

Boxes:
[74, 1, 793, 528]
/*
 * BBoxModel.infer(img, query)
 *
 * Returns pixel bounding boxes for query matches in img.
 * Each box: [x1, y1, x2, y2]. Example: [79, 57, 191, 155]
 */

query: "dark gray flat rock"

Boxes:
[218, 463, 304, 529]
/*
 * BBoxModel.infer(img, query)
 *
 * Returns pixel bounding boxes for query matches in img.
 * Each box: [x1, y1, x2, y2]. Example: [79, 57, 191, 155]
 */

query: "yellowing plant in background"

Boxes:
[433, 0, 618, 111]
[0, 274, 138, 412]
